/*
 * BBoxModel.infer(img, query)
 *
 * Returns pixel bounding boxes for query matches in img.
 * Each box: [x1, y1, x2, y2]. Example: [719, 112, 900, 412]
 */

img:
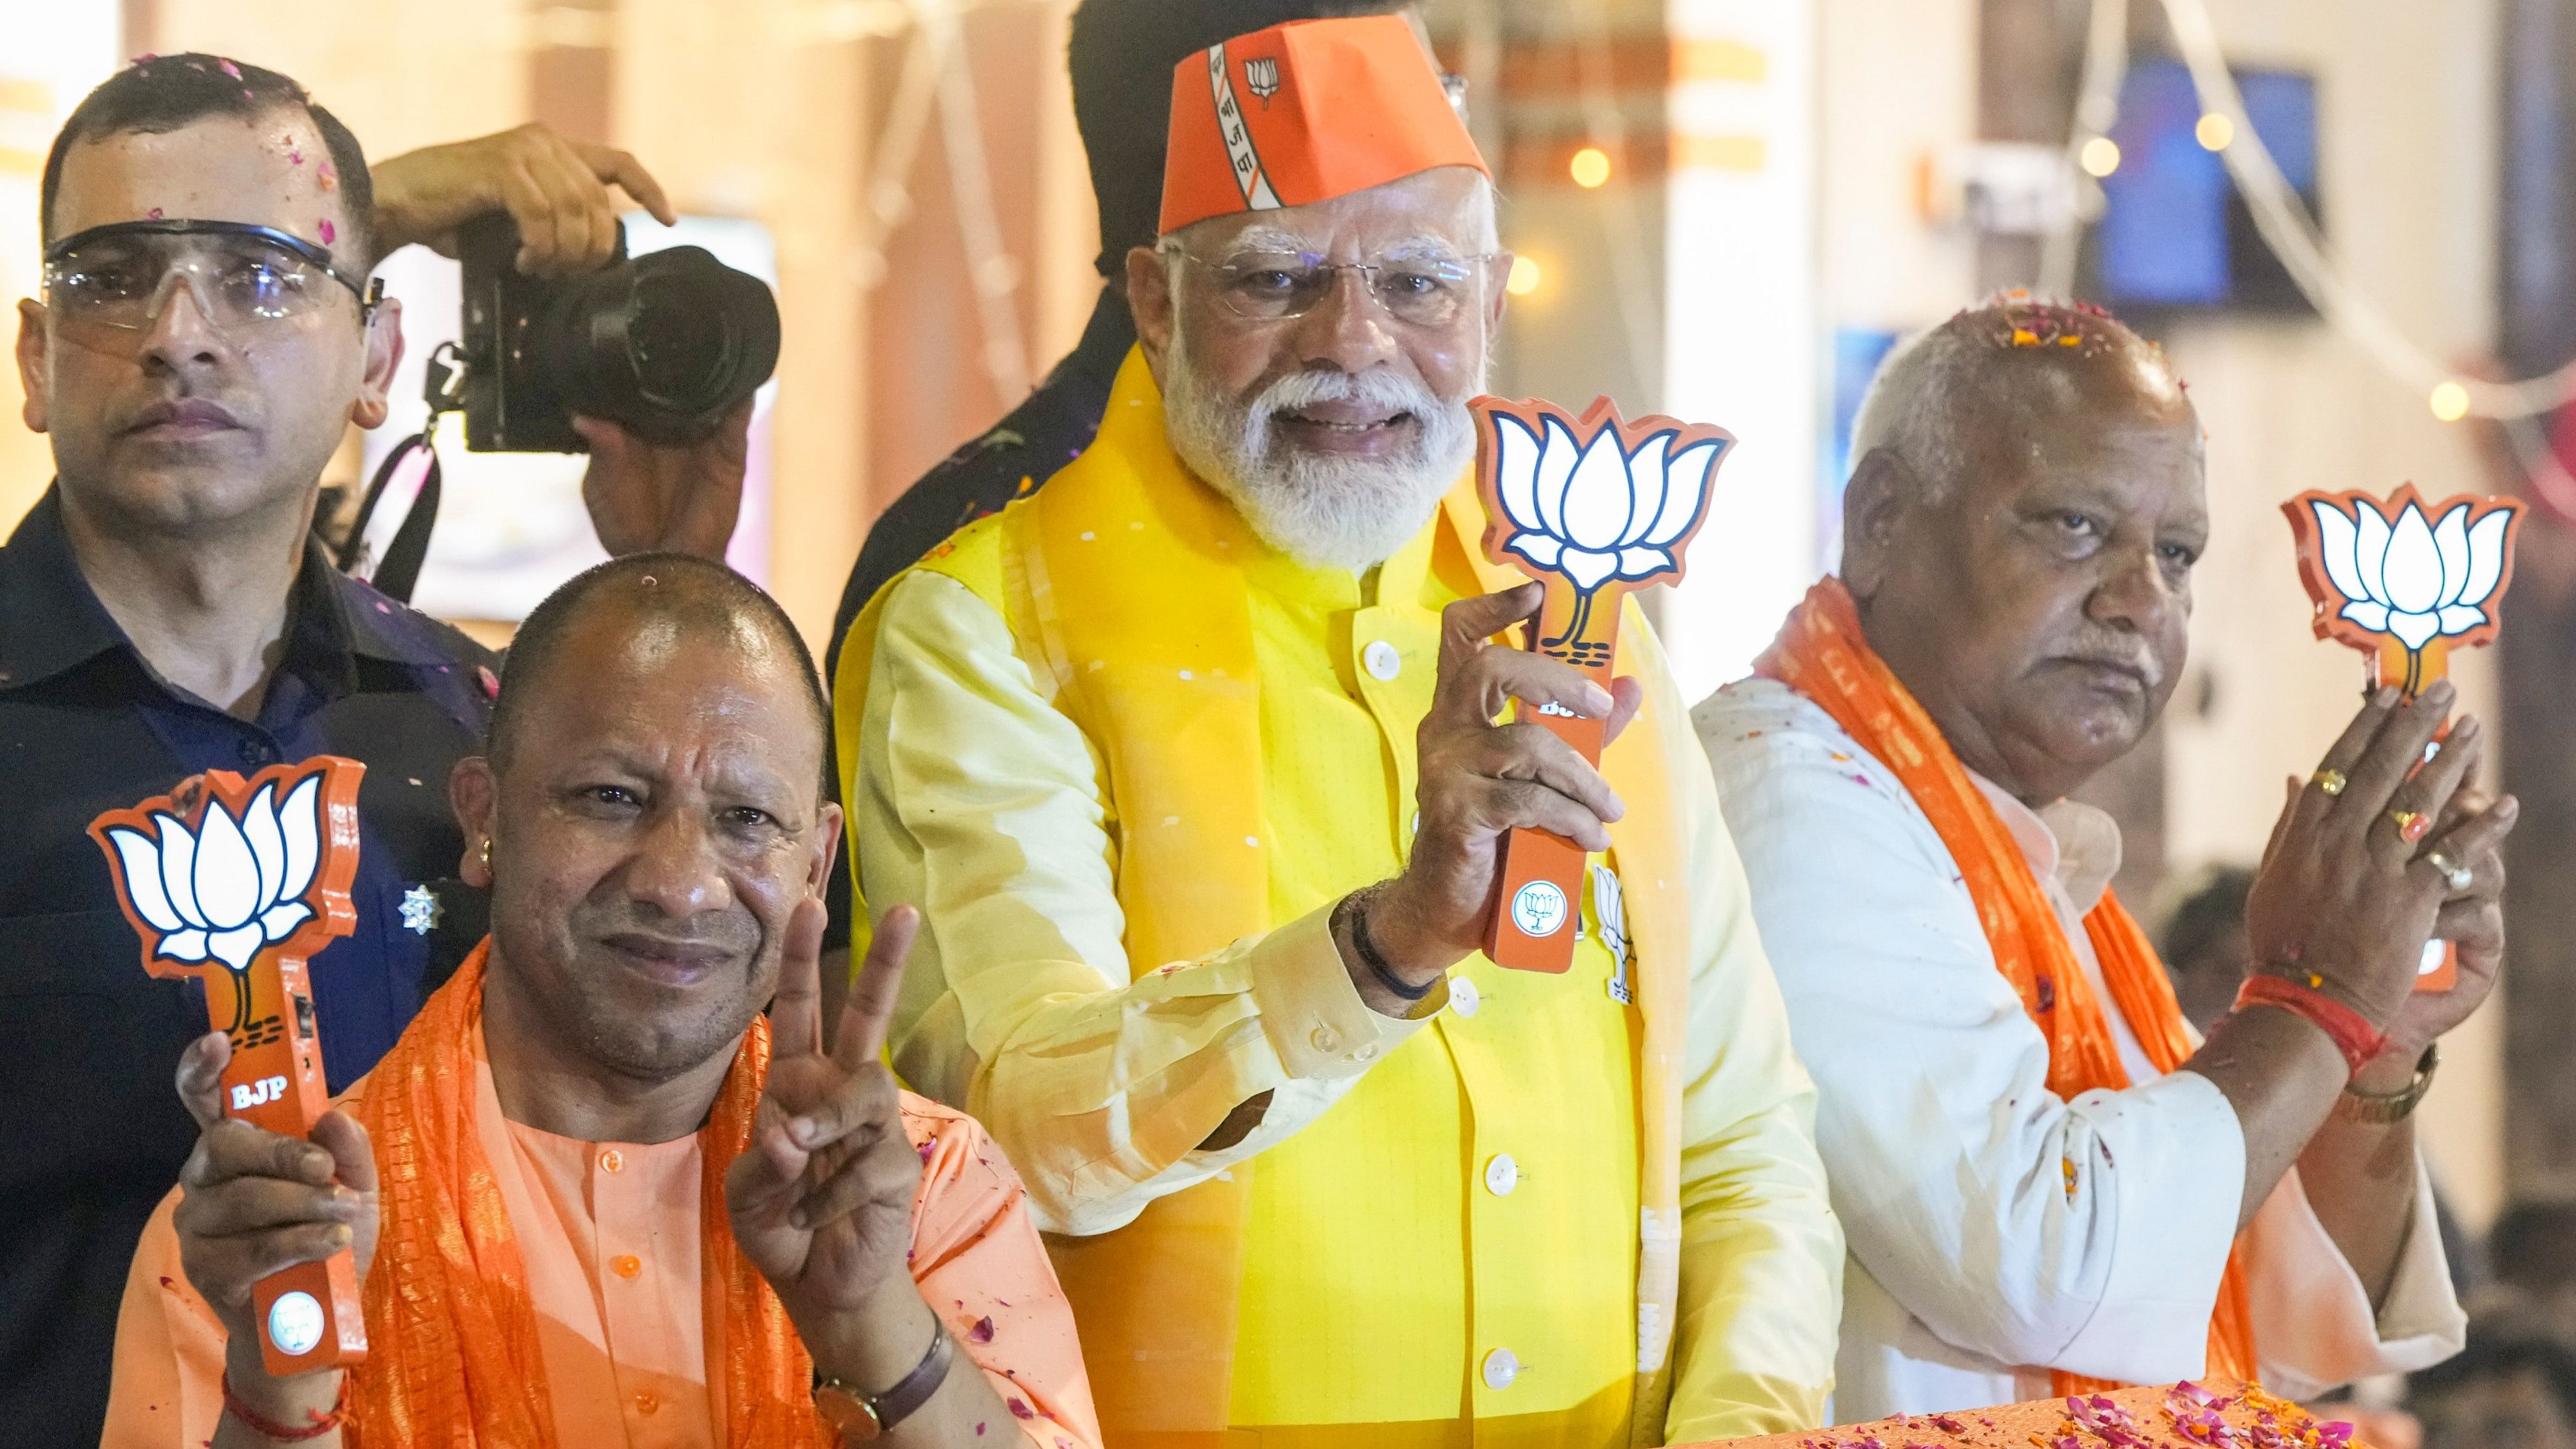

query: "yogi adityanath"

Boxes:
[838, 15, 1841, 1448]
[1699, 299, 2511, 1418]
[104, 556, 1099, 1449]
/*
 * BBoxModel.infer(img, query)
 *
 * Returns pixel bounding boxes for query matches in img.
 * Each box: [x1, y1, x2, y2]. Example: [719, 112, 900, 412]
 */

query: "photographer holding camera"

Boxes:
[1, 56, 736, 1437]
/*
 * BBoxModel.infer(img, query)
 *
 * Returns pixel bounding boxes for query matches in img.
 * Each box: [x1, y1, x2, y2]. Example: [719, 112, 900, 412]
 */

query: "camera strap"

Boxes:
[337, 342, 462, 604]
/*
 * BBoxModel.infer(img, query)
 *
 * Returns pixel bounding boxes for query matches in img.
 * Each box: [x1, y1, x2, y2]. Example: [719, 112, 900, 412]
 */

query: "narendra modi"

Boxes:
[832, 14, 1845, 1448]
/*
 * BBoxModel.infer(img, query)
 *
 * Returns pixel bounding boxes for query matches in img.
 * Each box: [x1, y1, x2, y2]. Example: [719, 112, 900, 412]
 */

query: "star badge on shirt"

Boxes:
[399, 884, 442, 936]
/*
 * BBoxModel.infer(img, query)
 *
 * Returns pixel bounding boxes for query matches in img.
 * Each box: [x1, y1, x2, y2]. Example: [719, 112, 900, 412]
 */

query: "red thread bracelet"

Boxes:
[2235, 973, 2387, 1078]
[221, 1370, 348, 1442]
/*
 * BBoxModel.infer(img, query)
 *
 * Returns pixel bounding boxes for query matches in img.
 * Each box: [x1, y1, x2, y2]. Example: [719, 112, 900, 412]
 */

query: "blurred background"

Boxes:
[8, 1, 2576, 1428]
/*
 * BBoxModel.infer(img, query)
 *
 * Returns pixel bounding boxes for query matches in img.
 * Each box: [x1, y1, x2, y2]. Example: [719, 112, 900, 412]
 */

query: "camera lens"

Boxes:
[538, 243, 780, 445]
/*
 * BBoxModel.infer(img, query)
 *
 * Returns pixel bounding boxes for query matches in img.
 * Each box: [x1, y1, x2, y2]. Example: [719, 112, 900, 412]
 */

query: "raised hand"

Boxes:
[727, 898, 923, 1319]
[575, 398, 752, 561]
[368, 121, 676, 272]
[1357, 584, 1644, 994]
[2245, 682, 2516, 1035]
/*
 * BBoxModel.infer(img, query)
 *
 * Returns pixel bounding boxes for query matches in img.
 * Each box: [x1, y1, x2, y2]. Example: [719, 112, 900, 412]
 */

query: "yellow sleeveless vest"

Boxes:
[838, 349, 1695, 1448]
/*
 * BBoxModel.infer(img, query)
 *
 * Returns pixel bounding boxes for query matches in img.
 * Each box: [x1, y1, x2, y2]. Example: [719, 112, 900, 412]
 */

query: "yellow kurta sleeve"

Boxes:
[854, 568, 1439, 1237]
[1657, 636, 1847, 1443]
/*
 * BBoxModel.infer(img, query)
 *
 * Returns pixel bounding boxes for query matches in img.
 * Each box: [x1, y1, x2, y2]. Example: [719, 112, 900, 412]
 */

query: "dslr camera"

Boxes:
[454, 212, 780, 452]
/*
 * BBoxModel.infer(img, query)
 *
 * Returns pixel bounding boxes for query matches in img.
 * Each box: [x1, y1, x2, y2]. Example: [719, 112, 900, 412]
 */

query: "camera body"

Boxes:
[456, 213, 780, 453]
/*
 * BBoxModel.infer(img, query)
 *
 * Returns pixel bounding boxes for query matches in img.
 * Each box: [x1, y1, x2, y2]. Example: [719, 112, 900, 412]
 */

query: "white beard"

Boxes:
[1162, 340, 1479, 573]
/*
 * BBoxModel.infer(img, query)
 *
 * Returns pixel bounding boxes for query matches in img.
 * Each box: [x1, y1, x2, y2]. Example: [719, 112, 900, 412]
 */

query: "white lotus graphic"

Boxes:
[2309, 496, 2511, 653]
[102, 775, 323, 1025]
[1489, 410, 1727, 602]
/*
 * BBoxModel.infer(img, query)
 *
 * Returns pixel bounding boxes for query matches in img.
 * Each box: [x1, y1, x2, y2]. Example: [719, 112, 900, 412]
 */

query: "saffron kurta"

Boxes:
[102, 1014, 1099, 1449]
[838, 350, 1842, 1447]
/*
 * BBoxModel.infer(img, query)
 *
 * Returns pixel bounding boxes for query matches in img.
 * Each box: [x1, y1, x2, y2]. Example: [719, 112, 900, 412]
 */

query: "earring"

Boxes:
[479, 838, 492, 869]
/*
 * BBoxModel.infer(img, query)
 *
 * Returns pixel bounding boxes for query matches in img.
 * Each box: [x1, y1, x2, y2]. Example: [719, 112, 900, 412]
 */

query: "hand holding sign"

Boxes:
[2283, 486, 2523, 993]
[1473, 395, 1731, 971]
[89, 759, 369, 1376]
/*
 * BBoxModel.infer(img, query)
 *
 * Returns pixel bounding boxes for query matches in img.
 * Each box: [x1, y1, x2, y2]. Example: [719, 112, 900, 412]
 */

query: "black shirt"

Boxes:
[0, 488, 497, 1440]
[818, 288, 1132, 948]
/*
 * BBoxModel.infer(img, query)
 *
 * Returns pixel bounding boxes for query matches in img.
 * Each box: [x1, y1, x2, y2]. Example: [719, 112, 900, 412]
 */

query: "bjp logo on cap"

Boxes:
[1244, 57, 1280, 106]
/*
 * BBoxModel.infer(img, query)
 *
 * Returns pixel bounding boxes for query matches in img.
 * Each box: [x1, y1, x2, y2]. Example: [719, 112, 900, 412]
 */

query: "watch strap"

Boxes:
[2335, 1044, 2440, 1124]
[816, 1325, 954, 1442]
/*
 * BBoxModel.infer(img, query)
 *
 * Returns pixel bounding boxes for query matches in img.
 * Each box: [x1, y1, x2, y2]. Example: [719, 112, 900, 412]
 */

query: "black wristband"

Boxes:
[814, 1323, 954, 1441]
[1339, 892, 1439, 1002]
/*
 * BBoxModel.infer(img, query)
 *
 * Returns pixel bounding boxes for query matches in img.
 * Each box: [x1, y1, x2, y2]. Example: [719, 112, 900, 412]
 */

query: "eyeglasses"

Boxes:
[42, 219, 379, 346]
[1173, 249, 1498, 329]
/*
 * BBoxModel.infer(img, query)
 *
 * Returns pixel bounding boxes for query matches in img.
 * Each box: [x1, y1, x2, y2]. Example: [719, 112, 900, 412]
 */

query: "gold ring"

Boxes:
[2388, 809, 2431, 844]
[2425, 847, 2474, 892]
[2312, 768, 2348, 797]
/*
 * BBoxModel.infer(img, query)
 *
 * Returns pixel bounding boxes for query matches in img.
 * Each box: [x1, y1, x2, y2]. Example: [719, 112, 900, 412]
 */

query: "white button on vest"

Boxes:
[1311, 1024, 1341, 1054]
[1483, 1153, 1519, 1196]
[1363, 640, 1402, 682]
[1449, 977, 1481, 1018]
[1481, 1348, 1521, 1390]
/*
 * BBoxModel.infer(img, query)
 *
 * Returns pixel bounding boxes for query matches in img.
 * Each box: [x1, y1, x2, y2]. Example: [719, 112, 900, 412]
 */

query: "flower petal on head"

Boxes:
[2457, 510, 2510, 609]
[1492, 413, 1545, 534]
[2312, 501, 2369, 608]
[157, 928, 210, 963]
[2389, 609, 2442, 650]
[191, 803, 262, 931]
[277, 775, 322, 902]
[2353, 504, 2393, 606]
[1643, 439, 1722, 547]
[1508, 534, 1564, 569]
[209, 924, 265, 973]
[2381, 504, 2444, 613]
[2432, 506, 2472, 607]
[1561, 548, 1618, 592]
[1617, 432, 1672, 548]
[108, 827, 187, 933]
[1534, 416, 1582, 538]
[1561, 427, 1633, 551]
[155, 814, 205, 928]
[2339, 600, 2391, 633]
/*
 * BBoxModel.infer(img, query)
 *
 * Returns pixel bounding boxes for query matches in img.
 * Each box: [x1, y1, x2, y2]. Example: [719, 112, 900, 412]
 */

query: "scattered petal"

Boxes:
[1008, 1399, 1035, 1420]
[967, 1316, 995, 1343]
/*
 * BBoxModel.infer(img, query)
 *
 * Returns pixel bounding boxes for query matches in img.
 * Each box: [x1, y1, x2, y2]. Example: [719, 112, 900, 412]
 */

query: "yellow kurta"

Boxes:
[838, 349, 1841, 1449]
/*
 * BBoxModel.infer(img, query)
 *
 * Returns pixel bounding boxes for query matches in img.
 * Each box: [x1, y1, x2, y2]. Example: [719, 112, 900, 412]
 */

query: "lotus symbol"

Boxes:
[1243, 56, 1280, 106]
[2301, 491, 2517, 694]
[1487, 401, 1731, 645]
[100, 774, 325, 1033]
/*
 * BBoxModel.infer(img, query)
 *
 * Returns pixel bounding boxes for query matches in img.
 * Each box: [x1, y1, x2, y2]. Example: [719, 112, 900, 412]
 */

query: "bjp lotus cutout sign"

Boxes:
[2284, 486, 2523, 992]
[88, 758, 369, 1377]
[1474, 395, 1732, 972]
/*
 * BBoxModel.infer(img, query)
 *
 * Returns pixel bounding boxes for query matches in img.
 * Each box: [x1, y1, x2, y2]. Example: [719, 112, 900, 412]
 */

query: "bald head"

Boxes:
[488, 553, 830, 791]
[1840, 297, 2209, 805]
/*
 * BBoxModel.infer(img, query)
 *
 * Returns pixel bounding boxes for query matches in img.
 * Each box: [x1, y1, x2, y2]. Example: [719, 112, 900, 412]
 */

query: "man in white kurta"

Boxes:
[1698, 298, 2503, 1418]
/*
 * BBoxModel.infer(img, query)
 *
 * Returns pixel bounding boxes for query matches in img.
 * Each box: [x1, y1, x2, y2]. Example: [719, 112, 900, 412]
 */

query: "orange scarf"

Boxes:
[346, 940, 826, 1446]
[1755, 578, 2256, 1395]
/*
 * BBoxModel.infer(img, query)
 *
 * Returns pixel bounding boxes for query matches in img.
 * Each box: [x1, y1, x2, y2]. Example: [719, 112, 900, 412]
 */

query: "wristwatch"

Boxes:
[2334, 1044, 2439, 1124]
[814, 1326, 955, 1442]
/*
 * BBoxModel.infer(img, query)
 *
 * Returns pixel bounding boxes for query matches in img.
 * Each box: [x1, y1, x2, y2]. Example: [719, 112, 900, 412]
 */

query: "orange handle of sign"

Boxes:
[2366, 639, 2461, 994]
[1483, 577, 1620, 973]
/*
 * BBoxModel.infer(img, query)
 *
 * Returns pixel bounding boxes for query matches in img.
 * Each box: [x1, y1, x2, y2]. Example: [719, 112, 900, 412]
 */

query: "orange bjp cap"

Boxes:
[1159, 14, 1489, 238]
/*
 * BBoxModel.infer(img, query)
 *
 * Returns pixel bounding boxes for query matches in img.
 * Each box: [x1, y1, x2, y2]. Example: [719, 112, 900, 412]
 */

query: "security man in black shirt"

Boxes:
[3, 59, 720, 1438]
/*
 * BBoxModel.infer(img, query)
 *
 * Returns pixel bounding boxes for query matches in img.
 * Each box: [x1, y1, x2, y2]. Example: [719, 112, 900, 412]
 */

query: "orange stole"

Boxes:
[346, 941, 826, 1447]
[1753, 578, 2256, 1396]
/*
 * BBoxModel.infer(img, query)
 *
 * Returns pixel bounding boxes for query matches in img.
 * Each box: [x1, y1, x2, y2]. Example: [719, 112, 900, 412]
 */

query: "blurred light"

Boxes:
[2429, 380, 2472, 422]
[1569, 147, 1613, 189]
[2194, 112, 2235, 151]
[2078, 136, 2121, 177]
[1506, 256, 1543, 296]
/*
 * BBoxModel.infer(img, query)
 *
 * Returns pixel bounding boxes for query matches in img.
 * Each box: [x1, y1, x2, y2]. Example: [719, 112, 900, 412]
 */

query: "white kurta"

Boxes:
[1696, 677, 2464, 1418]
